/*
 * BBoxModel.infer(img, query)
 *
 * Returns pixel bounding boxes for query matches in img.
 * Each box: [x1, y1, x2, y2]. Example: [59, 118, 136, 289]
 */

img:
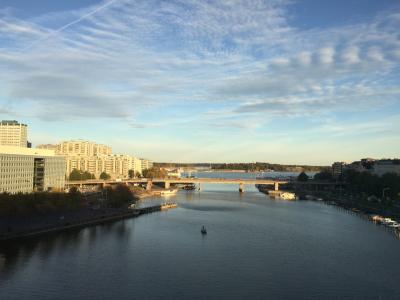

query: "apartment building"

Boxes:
[57, 140, 112, 156]
[0, 120, 28, 147]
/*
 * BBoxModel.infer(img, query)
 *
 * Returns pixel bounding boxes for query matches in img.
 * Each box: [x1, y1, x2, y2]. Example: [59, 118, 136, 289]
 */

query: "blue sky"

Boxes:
[0, 0, 399, 164]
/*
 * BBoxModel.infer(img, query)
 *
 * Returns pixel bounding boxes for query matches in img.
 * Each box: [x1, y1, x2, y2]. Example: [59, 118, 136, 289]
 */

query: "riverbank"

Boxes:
[0, 203, 177, 242]
[302, 192, 400, 238]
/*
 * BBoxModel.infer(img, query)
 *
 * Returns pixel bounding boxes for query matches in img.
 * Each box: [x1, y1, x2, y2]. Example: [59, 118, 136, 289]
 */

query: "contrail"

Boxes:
[23, 0, 117, 50]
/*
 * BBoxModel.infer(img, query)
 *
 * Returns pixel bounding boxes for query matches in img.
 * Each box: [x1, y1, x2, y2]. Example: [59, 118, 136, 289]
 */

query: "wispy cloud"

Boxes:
[0, 0, 399, 162]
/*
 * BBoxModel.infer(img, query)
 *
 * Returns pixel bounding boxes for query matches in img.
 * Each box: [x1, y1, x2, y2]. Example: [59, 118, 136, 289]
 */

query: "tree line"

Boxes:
[299, 169, 400, 202]
[69, 169, 111, 181]
[155, 162, 325, 172]
[0, 184, 136, 217]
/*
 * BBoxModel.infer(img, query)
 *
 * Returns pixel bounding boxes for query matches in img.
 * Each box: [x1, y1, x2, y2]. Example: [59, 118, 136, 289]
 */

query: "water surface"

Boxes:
[1, 181, 399, 299]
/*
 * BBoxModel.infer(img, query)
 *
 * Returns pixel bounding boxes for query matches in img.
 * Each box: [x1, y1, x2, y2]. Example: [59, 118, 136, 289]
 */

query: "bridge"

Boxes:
[66, 178, 288, 193]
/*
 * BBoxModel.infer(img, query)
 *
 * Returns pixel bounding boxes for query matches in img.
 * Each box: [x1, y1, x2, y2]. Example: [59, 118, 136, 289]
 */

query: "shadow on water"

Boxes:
[0, 219, 132, 281]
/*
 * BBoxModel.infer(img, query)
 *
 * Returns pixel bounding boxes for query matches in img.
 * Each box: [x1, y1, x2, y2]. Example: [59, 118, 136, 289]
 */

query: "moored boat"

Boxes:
[280, 192, 296, 200]
[160, 188, 179, 196]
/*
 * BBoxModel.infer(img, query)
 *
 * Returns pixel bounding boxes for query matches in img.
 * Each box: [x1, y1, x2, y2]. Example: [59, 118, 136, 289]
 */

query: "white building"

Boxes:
[0, 146, 66, 194]
[56, 140, 112, 157]
[140, 159, 153, 171]
[0, 120, 28, 147]
[373, 160, 400, 176]
[46, 140, 151, 180]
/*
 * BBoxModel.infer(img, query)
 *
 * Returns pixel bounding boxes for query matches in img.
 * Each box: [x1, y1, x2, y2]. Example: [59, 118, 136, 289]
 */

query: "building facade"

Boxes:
[57, 140, 112, 157]
[337, 158, 400, 177]
[373, 160, 400, 176]
[0, 120, 28, 147]
[140, 159, 153, 171]
[0, 146, 66, 194]
[332, 162, 347, 179]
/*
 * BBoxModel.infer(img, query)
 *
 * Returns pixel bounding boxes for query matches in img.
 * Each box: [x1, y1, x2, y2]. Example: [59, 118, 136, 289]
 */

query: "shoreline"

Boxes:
[0, 203, 176, 242]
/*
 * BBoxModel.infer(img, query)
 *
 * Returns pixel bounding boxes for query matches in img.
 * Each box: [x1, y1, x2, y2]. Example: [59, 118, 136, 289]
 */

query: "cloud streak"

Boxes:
[0, 0, 399, 163]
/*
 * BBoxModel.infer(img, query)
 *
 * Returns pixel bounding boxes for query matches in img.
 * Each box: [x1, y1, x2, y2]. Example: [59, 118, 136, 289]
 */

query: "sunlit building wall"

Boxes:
[0, 120, 28, 148]
[0, 146, 65, 194]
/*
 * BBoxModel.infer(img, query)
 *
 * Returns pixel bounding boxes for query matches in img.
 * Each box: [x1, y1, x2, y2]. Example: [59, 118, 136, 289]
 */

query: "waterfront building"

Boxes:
[133, 157, 143, 176]
[332, 162, 347, 179]
[57, 140, 112, 157]
[341, 158, 400, 177]
[140, 159, 153, 171]
[0, 120, 28, 147]
[0, 146, 65, 194]
[373, 159, 400, 176]
[40, 140, 151, 180]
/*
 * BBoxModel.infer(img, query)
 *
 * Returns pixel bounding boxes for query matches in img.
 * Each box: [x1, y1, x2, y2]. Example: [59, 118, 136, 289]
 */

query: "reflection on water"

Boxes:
[1, 186, 400, 300]
[0, 220, 131, 281]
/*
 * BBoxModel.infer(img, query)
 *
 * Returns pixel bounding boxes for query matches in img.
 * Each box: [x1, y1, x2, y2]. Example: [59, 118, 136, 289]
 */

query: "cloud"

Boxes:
[341, 46, 360, 64]
[0, 0, 398, 129]
[318, 47, 335, 64]
[296, 51, 312, 66]
[367, 46, 384, 61]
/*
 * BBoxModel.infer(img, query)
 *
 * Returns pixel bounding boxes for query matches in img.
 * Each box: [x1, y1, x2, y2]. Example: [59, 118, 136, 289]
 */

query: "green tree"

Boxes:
[104, 184, 134, 207]
[142, 167, 167, 179]
[69, 169, 82, 181]
[69, 169, 95, 181]
[100, 172, 111, 180]
[297, 172, 309, 182]
[314, 170, 333, 181]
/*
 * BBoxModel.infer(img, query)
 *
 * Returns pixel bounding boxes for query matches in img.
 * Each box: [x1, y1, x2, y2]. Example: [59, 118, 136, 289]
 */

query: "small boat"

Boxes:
[280, 192, 296, 200]
[201, 226, 207, 235]
[160, 188, 178, 196]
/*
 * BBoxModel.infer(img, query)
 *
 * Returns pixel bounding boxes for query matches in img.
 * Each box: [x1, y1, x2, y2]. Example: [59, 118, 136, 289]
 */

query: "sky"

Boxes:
[0, 0, 399, 165]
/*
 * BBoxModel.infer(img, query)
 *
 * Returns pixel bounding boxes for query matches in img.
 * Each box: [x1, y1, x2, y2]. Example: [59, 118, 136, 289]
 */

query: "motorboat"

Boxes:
[160, 188, 178, 196]
[280, 192, 296, 200]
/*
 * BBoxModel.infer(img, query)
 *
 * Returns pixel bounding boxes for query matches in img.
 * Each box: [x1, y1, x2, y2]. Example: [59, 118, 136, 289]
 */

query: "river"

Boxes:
[1, 172, 399, 299]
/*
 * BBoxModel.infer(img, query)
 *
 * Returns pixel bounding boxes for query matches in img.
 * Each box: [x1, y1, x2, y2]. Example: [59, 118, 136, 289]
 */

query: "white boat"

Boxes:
[280, 192, 296, 200]
[160, 188, 178, 196]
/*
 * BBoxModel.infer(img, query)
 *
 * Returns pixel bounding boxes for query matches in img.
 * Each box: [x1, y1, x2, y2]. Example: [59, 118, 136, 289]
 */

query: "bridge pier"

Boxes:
[274, 182, 279, 191]
[146, 180, 153, 191]
[239, 183, 244, 193]
[164, 181, 170, 189]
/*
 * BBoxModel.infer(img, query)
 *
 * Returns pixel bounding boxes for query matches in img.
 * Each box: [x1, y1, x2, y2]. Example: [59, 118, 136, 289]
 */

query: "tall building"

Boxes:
[332, 162, 346, 179]
[57, 140, 112, 157]
[0, 120, 28, 147]
[54, 140, 147, 179]
[0, 146, 66, 194]
[140, 159, 153, 171]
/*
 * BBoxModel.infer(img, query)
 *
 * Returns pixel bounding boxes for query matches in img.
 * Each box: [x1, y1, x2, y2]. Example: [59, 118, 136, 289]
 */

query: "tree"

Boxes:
[69, 169, 95, 181]
[297, 172, 309, 182]
[105, 184, 134, 207]
[100, 172, 111, 180]
[69, 169, 82, 181]
[128, 169, 135, 179]
[142, 167, 167, 179]
[314, 170, 333, 181]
